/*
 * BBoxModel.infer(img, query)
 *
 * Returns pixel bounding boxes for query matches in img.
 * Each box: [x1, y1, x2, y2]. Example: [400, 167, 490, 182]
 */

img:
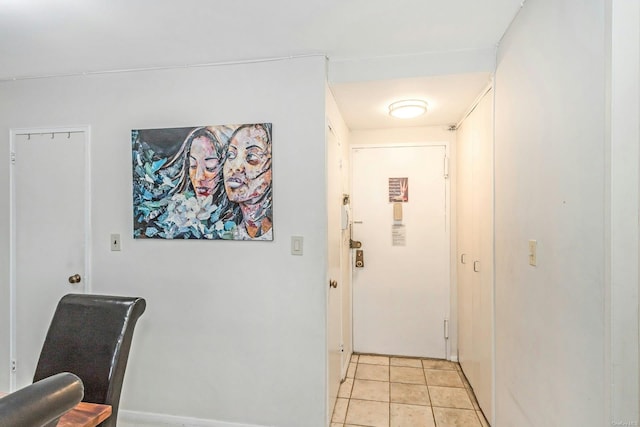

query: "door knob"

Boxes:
[68, 274, 81, 284]
[329, 280, 338, 288]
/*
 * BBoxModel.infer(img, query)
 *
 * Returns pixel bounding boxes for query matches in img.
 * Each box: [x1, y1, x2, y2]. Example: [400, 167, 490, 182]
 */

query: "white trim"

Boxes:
[341, 351, 353, 378]
[8, 125, 92, 389]
[8, 129, 16, 391]
[455, 80, 494, 130]
[118, 410, 270, 427]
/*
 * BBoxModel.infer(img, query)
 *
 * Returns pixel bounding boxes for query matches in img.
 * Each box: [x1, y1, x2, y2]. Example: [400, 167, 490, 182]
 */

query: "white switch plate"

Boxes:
[111, 233, 121, 251]
[528, 239, 537, 266]
[291, 236, 303, 255]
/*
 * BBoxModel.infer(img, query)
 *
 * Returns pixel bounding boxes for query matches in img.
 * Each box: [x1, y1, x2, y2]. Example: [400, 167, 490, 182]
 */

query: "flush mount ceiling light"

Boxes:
[388, 99, 428, 119]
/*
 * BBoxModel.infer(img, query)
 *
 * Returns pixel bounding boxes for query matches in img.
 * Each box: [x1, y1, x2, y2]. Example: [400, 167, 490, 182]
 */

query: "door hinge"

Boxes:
[443, 155, 449, 179]
[444, 319, 449, 340]
[10, 360, 16, 372]
[10, 151, 16, 165]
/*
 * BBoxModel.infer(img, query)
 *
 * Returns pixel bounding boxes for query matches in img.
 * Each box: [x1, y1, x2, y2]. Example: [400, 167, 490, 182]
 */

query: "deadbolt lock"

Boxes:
[355, 249, 364, 268]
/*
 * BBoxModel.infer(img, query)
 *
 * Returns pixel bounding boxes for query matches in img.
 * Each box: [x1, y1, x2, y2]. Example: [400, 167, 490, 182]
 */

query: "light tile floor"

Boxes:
[331, 354, 490, 427]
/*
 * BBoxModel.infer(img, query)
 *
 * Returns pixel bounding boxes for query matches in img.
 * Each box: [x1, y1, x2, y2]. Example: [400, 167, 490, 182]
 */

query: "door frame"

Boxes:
[349, 141, 452, 359]
[9, 125, 92, 390]
[325, 122, 346, 423]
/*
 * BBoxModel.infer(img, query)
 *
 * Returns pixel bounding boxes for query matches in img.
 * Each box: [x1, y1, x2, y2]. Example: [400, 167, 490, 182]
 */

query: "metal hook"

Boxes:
[67, 132, 71, 139]
[27, 134, 31, 140]
[51, 133, 54, 139]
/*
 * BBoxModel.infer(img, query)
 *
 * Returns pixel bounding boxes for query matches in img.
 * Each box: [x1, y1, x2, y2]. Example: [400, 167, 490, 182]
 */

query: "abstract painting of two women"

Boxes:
[132, 123, 273, 240]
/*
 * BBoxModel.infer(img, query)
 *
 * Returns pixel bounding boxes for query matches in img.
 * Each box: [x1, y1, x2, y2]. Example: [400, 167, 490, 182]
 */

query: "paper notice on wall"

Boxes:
[388, 177, 409, 202]
[392, 224, 406, 246]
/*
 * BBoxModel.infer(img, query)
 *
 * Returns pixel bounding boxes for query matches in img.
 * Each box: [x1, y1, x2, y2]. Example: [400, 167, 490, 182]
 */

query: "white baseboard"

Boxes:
[118, 410, 270, 427]
[449, 354, 458, 362]
[341, 351, 353, 379]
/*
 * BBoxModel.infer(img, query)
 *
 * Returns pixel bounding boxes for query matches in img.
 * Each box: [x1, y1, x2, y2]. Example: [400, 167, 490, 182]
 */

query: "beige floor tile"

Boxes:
[422, 358, 456, 370]
[338, 378, 354, 398]
[359, 354, 390, 365]
[390, 403, 436, 427]
[330, 424, 343, 427]
[429, 386, 474, 409]
[351, 379, 390, 402]
[345, 399, 389, 427]
[356, 363, 389, 381]
[424, 369, 464, 387]
[347, 362, 357, 378]
[390, 382, 430, 405]
[390, 357, 423, 368]
[477, 410, 490, 427]
[391, 366, 426, 384]
[350, 354, 359, 363]
[332, 397, 349, 423]
[433, 407, 482, 427]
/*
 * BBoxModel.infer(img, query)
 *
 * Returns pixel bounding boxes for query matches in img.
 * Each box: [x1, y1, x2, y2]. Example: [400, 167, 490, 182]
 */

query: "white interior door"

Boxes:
[351, 144, 450, 358]
[11, 129, 89, 390]
[327, 126, 343, 420]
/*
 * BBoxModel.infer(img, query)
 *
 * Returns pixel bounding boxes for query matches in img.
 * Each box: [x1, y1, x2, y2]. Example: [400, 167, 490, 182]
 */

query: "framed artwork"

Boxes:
[132, 123, 273, 240]
[388, 177, 408, 202]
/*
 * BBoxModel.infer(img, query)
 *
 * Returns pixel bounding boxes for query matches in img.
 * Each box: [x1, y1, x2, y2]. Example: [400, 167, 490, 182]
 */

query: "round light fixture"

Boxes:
[388, 99, 428, 119]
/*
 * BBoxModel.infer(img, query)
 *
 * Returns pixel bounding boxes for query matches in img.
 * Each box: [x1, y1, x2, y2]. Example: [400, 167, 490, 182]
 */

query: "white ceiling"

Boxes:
[0, 0, 522, 129]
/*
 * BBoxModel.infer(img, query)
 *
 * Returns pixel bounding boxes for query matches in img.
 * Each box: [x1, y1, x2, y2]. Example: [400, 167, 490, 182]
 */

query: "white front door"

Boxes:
[10, 128, 89, 389]
[351, 144, 450, 358]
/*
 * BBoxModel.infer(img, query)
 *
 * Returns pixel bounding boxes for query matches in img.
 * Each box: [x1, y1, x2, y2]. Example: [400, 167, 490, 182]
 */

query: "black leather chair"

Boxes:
[33, 294, 146, 427]
[0, 372, 84, 427]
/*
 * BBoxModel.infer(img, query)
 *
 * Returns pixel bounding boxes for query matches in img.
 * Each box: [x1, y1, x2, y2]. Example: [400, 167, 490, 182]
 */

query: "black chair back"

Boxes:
[33, 294, 146, 427]
[0, 372, 83, 427]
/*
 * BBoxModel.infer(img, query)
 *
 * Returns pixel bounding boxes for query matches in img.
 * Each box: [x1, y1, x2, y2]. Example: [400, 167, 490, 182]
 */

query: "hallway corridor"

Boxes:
[331, 354, 490, 427]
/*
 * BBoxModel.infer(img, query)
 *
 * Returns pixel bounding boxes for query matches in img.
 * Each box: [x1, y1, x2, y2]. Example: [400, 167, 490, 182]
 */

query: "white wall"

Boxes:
[608, 0, 640, 423]
[494, 1, 607, 425]
[350, 126, 453, 147]
[0, 55, 329, 427]
[350, 126, 458, 360]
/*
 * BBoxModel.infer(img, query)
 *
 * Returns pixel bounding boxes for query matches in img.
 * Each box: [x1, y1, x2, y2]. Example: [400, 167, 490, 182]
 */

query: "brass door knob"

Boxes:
[329, 280, 338, 289]
[68, 274, 81, 284]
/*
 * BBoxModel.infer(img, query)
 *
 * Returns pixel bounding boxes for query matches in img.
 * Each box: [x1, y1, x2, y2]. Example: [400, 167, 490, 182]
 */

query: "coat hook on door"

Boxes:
[51, 132, 54, 139]
[67, 132, 71, 139]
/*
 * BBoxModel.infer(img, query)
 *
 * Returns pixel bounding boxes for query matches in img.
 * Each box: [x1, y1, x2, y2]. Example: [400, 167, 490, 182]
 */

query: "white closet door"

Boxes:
[12, 130, 88, 389]
[456, 89, 494, 424]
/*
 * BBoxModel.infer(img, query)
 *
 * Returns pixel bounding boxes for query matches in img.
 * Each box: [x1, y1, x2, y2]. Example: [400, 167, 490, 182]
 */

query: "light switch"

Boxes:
[111, 233, 121, 251]
[528, 239, 537, 266]
[291, 236, 303, 256]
